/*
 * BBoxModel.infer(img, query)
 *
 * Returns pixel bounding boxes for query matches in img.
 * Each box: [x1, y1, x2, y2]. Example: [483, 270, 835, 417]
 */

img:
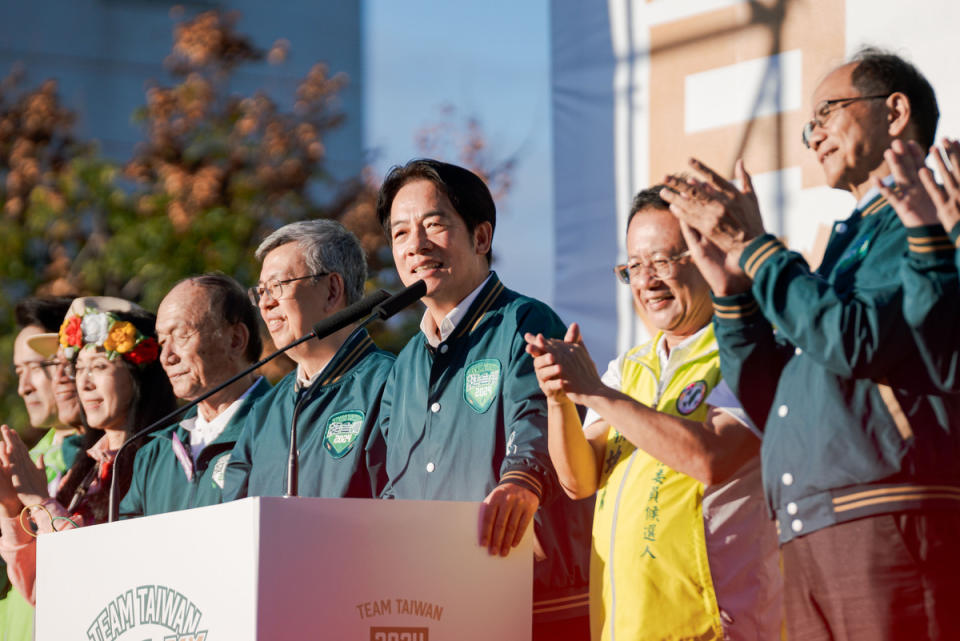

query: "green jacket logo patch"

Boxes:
[211, 454, 231, 489]
[324, 410, 365, 458]
[463, 359, 501, 414]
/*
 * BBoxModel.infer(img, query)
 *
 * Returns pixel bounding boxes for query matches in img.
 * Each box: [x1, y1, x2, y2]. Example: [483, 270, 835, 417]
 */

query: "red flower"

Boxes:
[61, 316, 83, 348]
[123, 337, 159, 365]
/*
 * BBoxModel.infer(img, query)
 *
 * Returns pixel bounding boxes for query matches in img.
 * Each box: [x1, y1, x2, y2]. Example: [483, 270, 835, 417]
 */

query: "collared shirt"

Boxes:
[855, 174, 894, 211]
[296, 365, 325, 391]
[179, 377, 264, 461]
[419, 273, 493, 347]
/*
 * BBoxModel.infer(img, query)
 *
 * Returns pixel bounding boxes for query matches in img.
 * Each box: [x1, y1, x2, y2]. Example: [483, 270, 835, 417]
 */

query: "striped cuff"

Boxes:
[949, 220, 960, 248]
[739, 234, 787, 279]
[906, 225, 955, 263]
[500, 467, 544, 501]
[711, 291, 760, 322]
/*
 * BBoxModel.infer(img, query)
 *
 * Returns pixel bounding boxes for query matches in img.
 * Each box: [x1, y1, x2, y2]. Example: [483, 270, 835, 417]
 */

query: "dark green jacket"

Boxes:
[119, 377, 271, 518]
[224, 329, 393, 500]
[376, 273, 592, 622]
[902, 222, 960, 391]
[713, 194, 960, 544]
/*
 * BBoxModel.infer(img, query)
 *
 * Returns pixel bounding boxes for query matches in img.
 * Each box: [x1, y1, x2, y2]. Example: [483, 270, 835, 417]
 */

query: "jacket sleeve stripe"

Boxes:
[833, 490, 960, 513]
[712, 299, 759, 319]
[833, 484, 960, 506]
[743, 239, 784, 279]
[500, 470, 543, 497]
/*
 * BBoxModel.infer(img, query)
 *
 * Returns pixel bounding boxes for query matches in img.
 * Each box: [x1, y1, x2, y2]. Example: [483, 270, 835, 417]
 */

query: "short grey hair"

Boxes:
[255, 220, 367, 305]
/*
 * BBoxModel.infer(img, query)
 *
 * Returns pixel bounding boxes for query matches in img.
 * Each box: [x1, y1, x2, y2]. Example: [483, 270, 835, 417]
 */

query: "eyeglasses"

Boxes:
[51, 358, 76, 381]
[615, 251, 690, 284]
[801, 94, 889, 148]
[248, 272, 329, 305]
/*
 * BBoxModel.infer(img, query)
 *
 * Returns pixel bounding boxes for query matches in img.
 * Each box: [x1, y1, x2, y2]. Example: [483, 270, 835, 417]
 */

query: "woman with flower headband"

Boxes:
[0, 296, 176, 605]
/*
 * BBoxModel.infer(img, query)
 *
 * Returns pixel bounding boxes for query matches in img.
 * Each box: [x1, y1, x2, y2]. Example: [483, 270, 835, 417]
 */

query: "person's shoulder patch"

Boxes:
[463, 358, 501, 414]
[324, 410, 365, 458]
[676, 380, 708, 415]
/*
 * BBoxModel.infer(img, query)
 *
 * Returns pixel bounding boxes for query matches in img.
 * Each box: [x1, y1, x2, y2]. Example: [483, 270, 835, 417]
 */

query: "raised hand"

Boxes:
[1, 424, 51, 507]
[524, 323, 603, 406]
[924, 139, 960, 234]
[660, 158, 766, 263]
[678, 220, 752, 296]
[875, 139, 939, 227]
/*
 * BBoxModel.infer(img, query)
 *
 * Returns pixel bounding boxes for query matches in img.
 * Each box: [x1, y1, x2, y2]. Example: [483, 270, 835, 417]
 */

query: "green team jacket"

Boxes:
[119, 377, 271, 518]
[903, 221, 960, 391]
[376, 273, 592, 622]
[712, 194, 960, 543]
[224, 329, 394, 500]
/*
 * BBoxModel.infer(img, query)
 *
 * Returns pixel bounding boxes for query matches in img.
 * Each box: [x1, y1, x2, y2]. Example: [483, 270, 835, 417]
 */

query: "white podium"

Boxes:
[36, 497, 532, 640]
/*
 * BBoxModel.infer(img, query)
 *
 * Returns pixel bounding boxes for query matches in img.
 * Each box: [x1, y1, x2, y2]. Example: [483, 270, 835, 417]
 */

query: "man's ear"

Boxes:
[325, 272, 345, 312]
[472, 221, 493, 257]
[230, 321, 250, 354]
[887, 91, 912, 139]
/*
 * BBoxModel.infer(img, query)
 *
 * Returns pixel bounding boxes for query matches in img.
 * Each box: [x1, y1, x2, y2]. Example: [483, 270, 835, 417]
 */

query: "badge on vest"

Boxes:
[323, 410, 365, 458]
[676, 380, 708, 415]
[463, 358, 501, 413]
[211, 454, 230, 489]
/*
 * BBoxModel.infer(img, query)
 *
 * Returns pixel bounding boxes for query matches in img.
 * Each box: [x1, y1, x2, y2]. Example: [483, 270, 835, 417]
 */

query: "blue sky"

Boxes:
[364, 0, 554, 302]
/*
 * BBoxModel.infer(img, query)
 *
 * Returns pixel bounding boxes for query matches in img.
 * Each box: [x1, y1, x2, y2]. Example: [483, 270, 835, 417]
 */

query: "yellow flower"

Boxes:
[103, 321, 138, 354]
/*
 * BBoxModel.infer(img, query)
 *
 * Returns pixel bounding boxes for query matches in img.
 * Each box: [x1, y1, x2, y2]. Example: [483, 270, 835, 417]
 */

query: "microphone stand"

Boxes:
[106, 289, 391, 523]
[284, 279, 427, 496]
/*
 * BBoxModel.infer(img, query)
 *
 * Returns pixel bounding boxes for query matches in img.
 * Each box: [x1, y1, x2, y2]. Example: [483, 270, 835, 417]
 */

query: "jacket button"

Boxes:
[791, 519, 803, 532]
[787, 502, 798, 515]
[794, 347, 802, 356]
[777, 404, 788, 418]
[835, 222, 847, 233]
[426, 462, 435, 473]
[781, 472, 794, 486]
[439, 344, 449, 354]
[431, 402, 441, 413]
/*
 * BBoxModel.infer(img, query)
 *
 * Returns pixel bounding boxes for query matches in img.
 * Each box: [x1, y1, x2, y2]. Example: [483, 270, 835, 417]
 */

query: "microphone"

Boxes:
[284, 280, 426, 498]
[370, 280, 427, 321]
[312, 289, 390, 339]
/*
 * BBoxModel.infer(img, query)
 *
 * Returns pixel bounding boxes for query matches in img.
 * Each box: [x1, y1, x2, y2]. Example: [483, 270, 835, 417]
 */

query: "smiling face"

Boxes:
[14, 325, 57, 428]
[806, 63, 892, 195]
[256, 241, 335, 362]
[74, 348, 135, 432]
[389, 179, 492, 317]
[157, 282, 238, 402]
[626, 209, 713, 345]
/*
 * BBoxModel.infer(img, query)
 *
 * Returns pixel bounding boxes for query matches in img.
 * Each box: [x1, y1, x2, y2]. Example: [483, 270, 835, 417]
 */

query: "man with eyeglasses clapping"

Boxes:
[524, 187, 781, 641]
[662, 48, 960, 640]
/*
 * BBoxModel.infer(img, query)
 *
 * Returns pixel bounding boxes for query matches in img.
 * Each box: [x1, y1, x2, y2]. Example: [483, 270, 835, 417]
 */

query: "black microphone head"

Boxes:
[373, 280, 427, 321]
[311, 289, 390, 340]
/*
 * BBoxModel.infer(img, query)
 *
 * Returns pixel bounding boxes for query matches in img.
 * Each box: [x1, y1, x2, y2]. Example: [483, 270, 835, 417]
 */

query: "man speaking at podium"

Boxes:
[373, 160, 592, 641]
[224, 220, 395, 500]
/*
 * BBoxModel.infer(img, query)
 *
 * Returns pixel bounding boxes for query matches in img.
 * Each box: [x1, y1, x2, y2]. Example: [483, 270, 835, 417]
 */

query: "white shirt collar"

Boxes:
[296, 364, 324, 390]
[856, 174, 895, 211]
[420, 273, 493, 347]
[655, 325, 710, 372]
[181, 377, 263, 460]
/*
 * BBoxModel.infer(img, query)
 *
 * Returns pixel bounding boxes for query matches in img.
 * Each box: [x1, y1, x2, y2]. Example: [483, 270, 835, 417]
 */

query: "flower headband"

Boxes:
[59, 308, 160, 366]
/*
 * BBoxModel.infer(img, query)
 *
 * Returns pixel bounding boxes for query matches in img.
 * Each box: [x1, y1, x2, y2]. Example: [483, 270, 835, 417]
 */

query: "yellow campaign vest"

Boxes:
[591, 326, 724, 641]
